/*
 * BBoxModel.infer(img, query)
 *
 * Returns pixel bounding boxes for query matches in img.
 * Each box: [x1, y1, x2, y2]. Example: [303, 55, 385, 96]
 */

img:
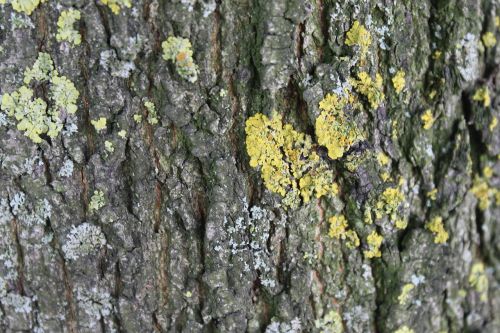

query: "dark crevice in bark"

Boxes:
[50, 233, 78, 333]
[211, 0, 223, 83]
[151, 311, 164, 332]
[316, 0, 328, 62]
[111, 261, 124, 333]
[462, 91, 489, 263]
[11, 216, 26, 296]
[78, 17, 97, 164]
[120, 138, 139, 221]
[295, 21, 305, 72]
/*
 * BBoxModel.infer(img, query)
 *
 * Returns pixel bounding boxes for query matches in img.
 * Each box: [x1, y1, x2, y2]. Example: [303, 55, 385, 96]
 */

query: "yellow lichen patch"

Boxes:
[104, 140, 114, 153]
[496, 16, 500, 28]
[395, 219, 408, 229]
[328, 215, 360, 249]
[472, 87, 491, 108]
[392, 70, 405, 94]
[471, 177, 495, 210]
[482, 32, 497, 48]
[469, 262, 488, 302]
[489, 116, 498, 132]
[427, 188, 438, 201]
[364, 230, 383, 259]
[375, 186, 405, 222]
[56, 9, 81, 46]
[345, 20, 372, 61]
[421, 109, 434, 130]
[433, 50, 442, 60]
[393, 326, 414, 333]
[483, 166, 493, 179]
[350, 72, 385, 109]
[363, 207, 373, 225]
[133, 114, 142, 123]
[315, 92, 362, 160]
[91, 117, 107, 132]
[100, 0, 132, 14]
[143, 99, 159, 125]
[315, 310, 344, 333]
[377, 152, 391, 166]
[398, 283, 415, 305]
[0, 52, 79, 143]
[245, 113, 337, 208]
[4, 0, 47, 15]
[162, 36, 198, 83]
[89, 190, 105, 212]
[118, 129, 127, 138]
[425, 216, 449, 244]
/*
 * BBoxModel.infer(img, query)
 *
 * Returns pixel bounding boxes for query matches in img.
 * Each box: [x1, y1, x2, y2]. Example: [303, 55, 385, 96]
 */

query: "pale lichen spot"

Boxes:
[392, 70, 405, 94]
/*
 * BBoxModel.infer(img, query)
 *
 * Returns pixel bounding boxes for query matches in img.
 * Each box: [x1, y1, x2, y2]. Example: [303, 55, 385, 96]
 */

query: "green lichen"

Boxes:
[89, 190, 105, 213]
[56, 9, 81, 46]
[315, 310, 344, 333]
[398, 283, 415, 305]
[469, 262, 488, 302]
[143, 99, 158, 125]
[393, 326, 414, 333]
[0, 52, 79, 143]
[0, 0, 47, 15]
[162, 36, 198, 83]
[91, 117, 107, 132]
[100, 0, 132, 14]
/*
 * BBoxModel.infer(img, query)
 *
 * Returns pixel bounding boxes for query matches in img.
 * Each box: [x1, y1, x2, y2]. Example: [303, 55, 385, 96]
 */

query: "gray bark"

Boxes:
[0, 0, 499, 332]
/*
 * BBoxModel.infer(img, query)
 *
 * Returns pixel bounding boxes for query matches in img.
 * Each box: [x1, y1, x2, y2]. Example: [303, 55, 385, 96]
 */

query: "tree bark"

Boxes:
[0, 0, 499, 332]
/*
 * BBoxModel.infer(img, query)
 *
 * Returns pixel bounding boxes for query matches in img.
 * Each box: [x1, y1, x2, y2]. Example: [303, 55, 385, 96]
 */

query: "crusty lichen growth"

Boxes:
[56, 9, 81, 46]
[472, 86, 491, 107]
[245, 113, 338, 208]
[350, 72, 385, 109]
[0, 52, 79, 143]
[345, 20, 372, 62]
[162, 36, 198, 83]
[425, 216, 448, 244]
[393, 326, 414, 333]
[375, 186, 406, 228]
[470, 176, 497, 210]
[100, 0, 132, 14]
[314, 310, 344, 333]
[315, 92, 362, 159]
[91, 117, 107, 132]
[0, 0, 47, 15]
[469, 262, 488, 302]
[89, 190, 105, 213]
[328, 215, 360, 249]
[364, 230, 383, 259]
[398, 283, 415, 305]
[482, 32, 497, 48]
[62, 223, 106, 260]
[143, 99, 158, 125]
[489, 116, 498, 132]
[421, 109, 435, 129]
[392, 70, 406, 94]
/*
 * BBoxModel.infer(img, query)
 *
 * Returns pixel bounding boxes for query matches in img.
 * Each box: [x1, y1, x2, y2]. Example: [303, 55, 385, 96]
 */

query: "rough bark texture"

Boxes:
[0, 0, 499, 332]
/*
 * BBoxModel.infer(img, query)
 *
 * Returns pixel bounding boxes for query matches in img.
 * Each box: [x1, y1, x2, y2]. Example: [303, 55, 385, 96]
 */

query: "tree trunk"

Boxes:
[0, 0, 499, 332]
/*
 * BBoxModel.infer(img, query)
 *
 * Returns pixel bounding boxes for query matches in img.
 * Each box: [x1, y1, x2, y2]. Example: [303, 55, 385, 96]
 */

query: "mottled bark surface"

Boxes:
[0, 0, 499, 332]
